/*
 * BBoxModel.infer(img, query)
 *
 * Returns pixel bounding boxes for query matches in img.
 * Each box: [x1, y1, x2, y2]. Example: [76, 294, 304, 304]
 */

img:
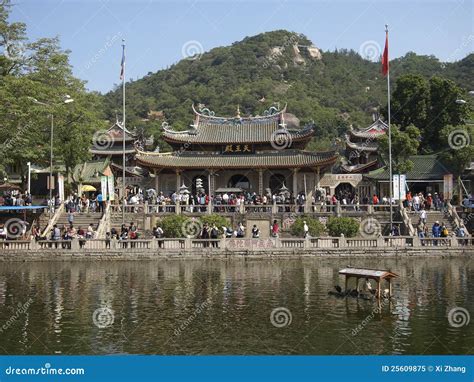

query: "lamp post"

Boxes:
[28, 95, 74, 219]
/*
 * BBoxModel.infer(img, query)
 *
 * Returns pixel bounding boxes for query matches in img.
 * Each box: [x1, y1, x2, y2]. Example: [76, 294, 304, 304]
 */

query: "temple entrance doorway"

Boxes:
[269, 174, 286, 194]
[335, 182, 355, 201]
[228, 174, 250, 190]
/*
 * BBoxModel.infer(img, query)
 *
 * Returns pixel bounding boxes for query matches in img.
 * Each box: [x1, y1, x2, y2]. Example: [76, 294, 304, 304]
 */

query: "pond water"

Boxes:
[0, 256, 472, 355]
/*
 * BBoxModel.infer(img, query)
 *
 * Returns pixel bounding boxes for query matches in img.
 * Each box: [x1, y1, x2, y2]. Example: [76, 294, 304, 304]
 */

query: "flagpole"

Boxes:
[385, 24, 394, 233]
[122, 39, 126, 225]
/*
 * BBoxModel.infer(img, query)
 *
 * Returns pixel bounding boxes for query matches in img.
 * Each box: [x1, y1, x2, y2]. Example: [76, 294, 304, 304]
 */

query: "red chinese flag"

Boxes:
[382, 32, 389, 76]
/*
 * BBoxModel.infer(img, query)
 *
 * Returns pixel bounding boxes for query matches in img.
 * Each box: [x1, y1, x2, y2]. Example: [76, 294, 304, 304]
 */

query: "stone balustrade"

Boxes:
[0, 236, 471, 254]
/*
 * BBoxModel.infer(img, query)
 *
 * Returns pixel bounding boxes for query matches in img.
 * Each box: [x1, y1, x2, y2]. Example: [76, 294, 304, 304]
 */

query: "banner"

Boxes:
[57, 174, 64, 202]
[393, 175, 399, 200]
[399, 174, 406, 201]
[107, 175, 115, 201]
[444, 174, 453, 200]
[100, 176, 108, 200]
[393, 174, 406, 200]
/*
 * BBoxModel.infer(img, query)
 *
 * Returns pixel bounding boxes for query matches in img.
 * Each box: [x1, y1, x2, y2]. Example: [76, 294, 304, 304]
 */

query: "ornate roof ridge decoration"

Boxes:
[110, 120, 135, 136]
[351, 118, 388, 134]
[191, 103, 287, 121]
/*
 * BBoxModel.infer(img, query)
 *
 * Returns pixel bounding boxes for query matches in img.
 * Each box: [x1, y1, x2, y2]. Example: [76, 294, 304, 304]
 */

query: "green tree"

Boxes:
[290, 216, 326, 237]
[439, 124, 474, 203]
[390, 74, 429, 128]
[378, 125, 421, 173]
[0, 1, 105, 191]
[326, 217, 359, 237]
[200, 214, 229, 231]
[158, 215, 190, 238]
[426, 77, 468, 150]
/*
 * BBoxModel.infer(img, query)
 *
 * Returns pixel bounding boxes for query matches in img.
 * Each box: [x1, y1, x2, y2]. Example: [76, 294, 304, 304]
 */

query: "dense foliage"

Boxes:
[103, 30, 473, 152]
[0, 0, 106, 190]
[200, 214, 230, 230]
[158, 214, 229, 238]
[158, 215, 190, 238]
[290, 216, 326, 237]
[378, 125, 421, 174]
[326, 217, 360, 238]
[389, 74, 469, 152]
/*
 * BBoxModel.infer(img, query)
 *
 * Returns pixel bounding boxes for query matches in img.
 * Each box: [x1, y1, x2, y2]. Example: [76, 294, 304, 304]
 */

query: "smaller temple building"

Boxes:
[342, 118, 388, 174]
[90, 121, 153, 167]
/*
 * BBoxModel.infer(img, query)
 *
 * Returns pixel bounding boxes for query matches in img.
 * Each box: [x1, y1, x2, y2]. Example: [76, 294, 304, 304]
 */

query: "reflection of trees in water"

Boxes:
[0, 257, 471, 355]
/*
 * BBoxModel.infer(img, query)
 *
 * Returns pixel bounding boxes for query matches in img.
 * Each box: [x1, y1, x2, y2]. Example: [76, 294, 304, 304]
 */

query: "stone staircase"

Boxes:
[408, 210, 457, 233]
[56, 211, 103, 232]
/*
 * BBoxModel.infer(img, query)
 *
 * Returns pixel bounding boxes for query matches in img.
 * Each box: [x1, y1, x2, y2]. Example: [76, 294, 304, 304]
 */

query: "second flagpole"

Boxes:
[385, 24, 394, 233]
[122, 39, 126, 225]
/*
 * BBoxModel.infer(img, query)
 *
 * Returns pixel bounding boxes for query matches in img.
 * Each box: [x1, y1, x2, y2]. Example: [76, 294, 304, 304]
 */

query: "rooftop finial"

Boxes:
[385, 24, 388, 33]
[236, 104, 241, 118]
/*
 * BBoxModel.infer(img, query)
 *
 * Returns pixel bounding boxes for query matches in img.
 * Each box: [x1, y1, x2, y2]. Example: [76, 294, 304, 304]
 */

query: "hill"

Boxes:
[102, 30, 473, 151]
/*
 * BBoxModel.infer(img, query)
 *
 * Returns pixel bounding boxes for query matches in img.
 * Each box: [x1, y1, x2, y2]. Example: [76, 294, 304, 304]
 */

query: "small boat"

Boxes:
[328, 267, 398, 300]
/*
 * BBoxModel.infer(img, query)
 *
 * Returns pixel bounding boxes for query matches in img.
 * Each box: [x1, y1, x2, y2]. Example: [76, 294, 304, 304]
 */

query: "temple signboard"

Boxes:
[221, 144, 255, 154]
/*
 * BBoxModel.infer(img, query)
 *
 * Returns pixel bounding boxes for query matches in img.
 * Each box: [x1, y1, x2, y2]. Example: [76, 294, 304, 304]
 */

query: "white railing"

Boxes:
[96, 203, 110, 239]
[400, 202, 416, 236]
[41, 203, 64, 237]
[447, 201, 471, 237]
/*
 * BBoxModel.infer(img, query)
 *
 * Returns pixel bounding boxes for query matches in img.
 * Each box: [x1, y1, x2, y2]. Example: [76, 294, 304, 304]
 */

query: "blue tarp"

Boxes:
[0, 205, 47, 211]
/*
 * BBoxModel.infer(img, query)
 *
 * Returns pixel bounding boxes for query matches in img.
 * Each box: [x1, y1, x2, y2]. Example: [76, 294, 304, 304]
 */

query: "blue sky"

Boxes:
[10, 0, 473, 93]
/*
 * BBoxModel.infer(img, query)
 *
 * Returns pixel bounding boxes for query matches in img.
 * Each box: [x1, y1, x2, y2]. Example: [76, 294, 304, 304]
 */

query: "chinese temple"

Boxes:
[136, 105, 338, 196]
[341, 118, 388, 173]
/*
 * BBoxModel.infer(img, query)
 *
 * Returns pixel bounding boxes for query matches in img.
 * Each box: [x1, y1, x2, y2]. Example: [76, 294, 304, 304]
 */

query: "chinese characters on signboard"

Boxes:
[221, 144, 254, 154]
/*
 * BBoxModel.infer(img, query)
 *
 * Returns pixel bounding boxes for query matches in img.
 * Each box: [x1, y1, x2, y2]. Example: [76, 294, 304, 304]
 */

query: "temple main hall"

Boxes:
[135, 105, 338, 197]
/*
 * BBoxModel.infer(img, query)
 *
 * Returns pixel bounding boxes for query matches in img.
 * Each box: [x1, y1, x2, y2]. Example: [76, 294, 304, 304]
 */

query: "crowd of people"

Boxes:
[65, 192, 105, 214]
[0, 191, 33, 207]
[404, 191, 447, 212]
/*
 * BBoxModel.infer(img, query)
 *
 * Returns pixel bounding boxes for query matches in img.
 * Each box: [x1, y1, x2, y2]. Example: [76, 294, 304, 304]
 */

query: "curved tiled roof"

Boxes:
[349, 119, 388, 139]
[163, 124, 314, 145]
[162, 104, 313, 144]
[340, 160, 378, 173]
[364, 155, 452, 180]
[345, 137, 379, 151]
[136, 149, 338, 170]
